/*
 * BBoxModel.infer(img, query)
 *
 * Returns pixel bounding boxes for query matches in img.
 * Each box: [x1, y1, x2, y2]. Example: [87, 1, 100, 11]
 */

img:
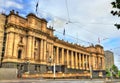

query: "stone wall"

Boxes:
[0, 68, 17, 80]
[0, 14, 6, 66]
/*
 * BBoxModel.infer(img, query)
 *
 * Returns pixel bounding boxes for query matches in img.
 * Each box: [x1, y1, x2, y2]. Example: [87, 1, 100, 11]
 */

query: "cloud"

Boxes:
[0, 0, 120, 69]
[5, 0, 23, 9]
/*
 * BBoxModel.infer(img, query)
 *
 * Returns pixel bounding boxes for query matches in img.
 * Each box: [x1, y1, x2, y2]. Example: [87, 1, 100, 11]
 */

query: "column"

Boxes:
[27, 36, 32, 59]
[75, 52, 78, 69]
[7, 33, 14, 58]
[82, 54, 85, 69]
[56, 47, 59, 64]
[4, 34, 8, 57]
[96, 57, 98, 69]
[61, 48, 64, 65]
[93, 56, 96, 69]
[13, 33, 18, 58]
[31, 37, 35, 60]
[98, 56, 100, 69]
[89, 55, 91, 70]
[51, 44, 53, 64]
[44, 40, 47, 63]
[40, 39, 43, 63]
[86, 55, 88, 70]
[71, 51, 74, 69]
[102, 57, 105, 69]
[79, 53, 81, 69]
[66, 50, 69, 68]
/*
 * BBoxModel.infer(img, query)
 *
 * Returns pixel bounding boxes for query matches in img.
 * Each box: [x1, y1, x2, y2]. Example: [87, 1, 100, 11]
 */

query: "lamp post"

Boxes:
[110, 68, 113, 83]
[48, 56, 52, 73]
[24, 59, 30, 74]
[90, 65, 93, 80]
[48, 55, 56, 79]
[53, 62, 56, 79]
[26, 60, 30, 73]
[0, 55, 1, 67]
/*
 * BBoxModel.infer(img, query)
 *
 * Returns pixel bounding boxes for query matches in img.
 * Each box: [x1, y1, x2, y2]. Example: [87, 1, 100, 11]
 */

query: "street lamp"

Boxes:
[90, 65, 93, 80]
[110, 68, 113, 82]
[48, 55, 56, 79]
[24, 59, 30, 74]
[0, 55, 1, 67]
[26, 60, 30, 73]
[48, 56, 52, 73]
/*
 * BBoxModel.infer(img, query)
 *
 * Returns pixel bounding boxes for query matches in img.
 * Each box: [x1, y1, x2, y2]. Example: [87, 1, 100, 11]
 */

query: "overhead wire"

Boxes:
[36, 8, 115, 44]
[34, 0, 118, 45]
[65, 0, 70, 22]
[55, 30, 93, 45]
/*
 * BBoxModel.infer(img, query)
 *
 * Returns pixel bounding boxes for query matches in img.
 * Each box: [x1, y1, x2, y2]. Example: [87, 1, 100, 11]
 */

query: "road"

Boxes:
[0, 79, 120, 83]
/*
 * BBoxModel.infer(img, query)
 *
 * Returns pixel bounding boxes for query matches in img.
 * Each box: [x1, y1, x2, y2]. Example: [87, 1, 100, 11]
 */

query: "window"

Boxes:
[35, 65, 37, 71]
[34, 52, 36, 60]
[18, 50, 22, 59]
[20, 37, 23, 43]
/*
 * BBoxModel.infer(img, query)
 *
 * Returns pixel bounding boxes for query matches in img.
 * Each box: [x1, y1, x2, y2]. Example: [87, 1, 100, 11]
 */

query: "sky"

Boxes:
[0, 0, 120, 69]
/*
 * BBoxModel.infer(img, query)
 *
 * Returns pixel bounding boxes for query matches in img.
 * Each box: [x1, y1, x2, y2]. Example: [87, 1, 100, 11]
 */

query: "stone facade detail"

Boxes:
[0, 10, 105, 77]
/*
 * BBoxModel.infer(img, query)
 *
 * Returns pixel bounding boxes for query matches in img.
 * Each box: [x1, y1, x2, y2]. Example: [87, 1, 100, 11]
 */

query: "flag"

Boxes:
[36, 1, 39, 13]
[98, 37, 100, 44]
[63, 28, 65, 36]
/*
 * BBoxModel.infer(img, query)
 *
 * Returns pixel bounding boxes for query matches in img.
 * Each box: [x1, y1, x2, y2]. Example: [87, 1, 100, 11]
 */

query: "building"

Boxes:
[0, 14, 6, 67]
[104, 50, 114, 69]
[0, 10, 105, 78]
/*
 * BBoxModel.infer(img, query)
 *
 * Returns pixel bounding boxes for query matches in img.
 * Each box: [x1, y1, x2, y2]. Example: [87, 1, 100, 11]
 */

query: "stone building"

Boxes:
[0, 10, 105, 78]
[0, 14, 6, 67]
[104, 50, 114, 69]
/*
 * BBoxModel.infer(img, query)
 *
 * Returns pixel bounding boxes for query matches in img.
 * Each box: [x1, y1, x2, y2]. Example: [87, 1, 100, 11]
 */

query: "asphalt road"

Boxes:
[0, 79, 120, 83]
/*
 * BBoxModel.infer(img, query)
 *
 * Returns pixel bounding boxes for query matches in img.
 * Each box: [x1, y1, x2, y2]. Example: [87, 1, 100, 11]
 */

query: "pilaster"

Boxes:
[66, 50, 70, 68]
[75, 52, 78, 69]
[27, 36, 32, 59]
[82, 54, 85, 69]
[6, 32, 14, 58]
[71, 51, 74, 69]
[61, 48, 64, 65]
[13, 33, 18, 58]
[31, 37, 35, 60]
[40, 39, 43, 63]
[43, 40, 47, 64]
[56, 47, 59, 64]
[79, 53, 81, 69]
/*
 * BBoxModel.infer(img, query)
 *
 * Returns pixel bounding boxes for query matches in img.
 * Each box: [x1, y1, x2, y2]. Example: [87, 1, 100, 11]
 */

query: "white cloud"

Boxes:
[0, 0, 23, 11]
[5, 1, 23, 9]
[0, 0, 120, 69]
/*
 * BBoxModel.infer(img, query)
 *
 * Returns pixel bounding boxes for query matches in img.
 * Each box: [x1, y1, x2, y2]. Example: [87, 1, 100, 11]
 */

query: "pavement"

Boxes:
[0, 79, 120, 83]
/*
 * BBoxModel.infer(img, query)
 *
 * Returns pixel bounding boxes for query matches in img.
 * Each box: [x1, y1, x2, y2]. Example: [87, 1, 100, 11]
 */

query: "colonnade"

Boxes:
[4, 32, 104, 70]
[53, 46, 104, 70]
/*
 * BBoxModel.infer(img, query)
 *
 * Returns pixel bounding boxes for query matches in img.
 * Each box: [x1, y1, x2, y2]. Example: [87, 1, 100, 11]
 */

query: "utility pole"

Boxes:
[53, 63, 56, 79]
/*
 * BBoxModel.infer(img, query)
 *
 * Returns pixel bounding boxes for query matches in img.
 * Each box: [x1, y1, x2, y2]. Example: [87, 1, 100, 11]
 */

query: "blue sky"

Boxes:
[0, 0, 120, 69]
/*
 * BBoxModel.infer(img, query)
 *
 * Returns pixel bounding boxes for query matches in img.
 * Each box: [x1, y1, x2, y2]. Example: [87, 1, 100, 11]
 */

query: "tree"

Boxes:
[111, 65, 119, 77]
[106, 68, 111, 77]
[111, 0, 120, 30]
[118, 70, 120, 78]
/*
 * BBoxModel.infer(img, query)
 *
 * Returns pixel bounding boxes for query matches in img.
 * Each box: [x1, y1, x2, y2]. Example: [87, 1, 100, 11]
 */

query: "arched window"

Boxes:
[20, 37, 23, 43]
[18, 50, 22, 59]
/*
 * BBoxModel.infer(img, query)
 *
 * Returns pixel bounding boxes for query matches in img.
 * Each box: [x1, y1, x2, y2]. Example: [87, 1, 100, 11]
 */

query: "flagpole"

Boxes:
[63, 28, 65, 41]
[35, 0, 39, 16]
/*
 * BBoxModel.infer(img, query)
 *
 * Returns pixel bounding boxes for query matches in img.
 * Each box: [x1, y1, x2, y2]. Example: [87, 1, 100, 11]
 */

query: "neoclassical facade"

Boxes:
[0, 10, 105, 78]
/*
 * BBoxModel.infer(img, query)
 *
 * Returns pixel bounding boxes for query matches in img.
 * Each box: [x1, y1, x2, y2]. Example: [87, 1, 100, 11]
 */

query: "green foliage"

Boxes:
[112, 65, 118, 73]
[111, 0, 120, 30]
[118, 70, 120, 77]
[106, 69, 111, 77]
[114, 24, 120, 30]
[111, 65, 119, 77]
